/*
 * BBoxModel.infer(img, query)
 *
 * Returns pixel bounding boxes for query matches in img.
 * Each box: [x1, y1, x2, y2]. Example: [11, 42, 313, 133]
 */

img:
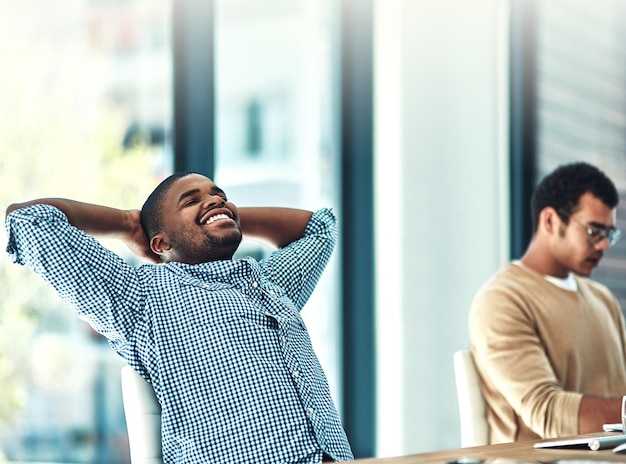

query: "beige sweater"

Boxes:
[469, 263, 626, 443]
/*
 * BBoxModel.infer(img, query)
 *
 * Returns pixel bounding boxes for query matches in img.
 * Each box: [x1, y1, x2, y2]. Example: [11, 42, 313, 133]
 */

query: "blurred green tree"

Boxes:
[0, 0, 166, 426]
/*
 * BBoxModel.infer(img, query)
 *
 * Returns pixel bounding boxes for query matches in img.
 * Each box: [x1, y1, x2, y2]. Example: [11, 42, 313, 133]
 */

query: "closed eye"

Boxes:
[178, 186, 228, 208]
[184, 195, 227, 207]
[183, 199, 199, 207]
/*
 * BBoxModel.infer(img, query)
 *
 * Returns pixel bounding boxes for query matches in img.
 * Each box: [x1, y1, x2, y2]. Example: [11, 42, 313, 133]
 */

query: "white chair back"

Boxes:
[453, 349, 489, 447]
[121, 365, 163, 464]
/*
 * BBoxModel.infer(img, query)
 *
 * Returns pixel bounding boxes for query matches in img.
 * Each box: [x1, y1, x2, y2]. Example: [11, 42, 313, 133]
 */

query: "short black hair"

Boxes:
[531, 161, 619, 231]
[141, 171, 195, 239]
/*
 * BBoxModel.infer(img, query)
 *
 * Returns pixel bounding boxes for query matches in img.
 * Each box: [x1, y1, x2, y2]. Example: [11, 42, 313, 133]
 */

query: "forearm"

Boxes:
[7, 198, 132, 237]
[579, 395, 622, 434]
[239, 207, 313, 249]
[6, 199, 157, 262]
[6, 202, 145, 342]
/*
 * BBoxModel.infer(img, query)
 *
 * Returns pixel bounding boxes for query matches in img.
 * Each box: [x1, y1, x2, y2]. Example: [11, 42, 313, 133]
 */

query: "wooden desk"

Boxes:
[355, 432, 626, 463]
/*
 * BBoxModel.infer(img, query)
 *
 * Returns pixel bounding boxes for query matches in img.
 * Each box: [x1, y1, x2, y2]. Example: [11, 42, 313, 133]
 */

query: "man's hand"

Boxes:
[579, 395, 622, 434]
[239, 207, 313, 249]
[123, 210, 161, 263]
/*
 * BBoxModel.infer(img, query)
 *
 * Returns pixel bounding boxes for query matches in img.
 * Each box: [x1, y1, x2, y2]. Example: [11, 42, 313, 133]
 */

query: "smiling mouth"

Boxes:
[203, 213, 231, 225]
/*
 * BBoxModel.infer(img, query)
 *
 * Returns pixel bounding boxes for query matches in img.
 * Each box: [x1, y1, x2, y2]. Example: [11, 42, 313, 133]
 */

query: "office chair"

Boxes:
[121, 365, 163, 464]
[453, 349, 489, 447]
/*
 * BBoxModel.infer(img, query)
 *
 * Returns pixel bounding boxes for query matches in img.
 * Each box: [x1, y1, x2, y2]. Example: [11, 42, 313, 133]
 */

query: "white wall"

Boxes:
[374, 0, 510, 456]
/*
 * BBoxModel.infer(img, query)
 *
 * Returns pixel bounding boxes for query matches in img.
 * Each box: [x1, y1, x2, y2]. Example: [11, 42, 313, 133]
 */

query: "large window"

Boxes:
[0, 1, 345, 462]
[516, 0, 626, 307]
[534, 0, 626, 304]
[0, 1, 172, 461]
[213, 0, 342, 401]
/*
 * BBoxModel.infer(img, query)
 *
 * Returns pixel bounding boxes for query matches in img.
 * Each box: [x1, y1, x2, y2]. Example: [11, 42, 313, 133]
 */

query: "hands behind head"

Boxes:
[125, 210, 161, 264]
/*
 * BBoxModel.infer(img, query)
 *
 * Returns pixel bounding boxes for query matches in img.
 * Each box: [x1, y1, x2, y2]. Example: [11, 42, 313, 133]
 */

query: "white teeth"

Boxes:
[204, 213, 229, 225]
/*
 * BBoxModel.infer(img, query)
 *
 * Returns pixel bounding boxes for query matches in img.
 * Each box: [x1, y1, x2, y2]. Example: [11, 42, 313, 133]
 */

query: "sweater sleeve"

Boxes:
[469, 273, 582, 440]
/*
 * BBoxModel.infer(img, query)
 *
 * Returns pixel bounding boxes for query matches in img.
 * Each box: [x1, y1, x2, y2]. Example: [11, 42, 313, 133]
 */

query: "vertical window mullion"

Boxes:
[509, 0, 539, 259]
[173, 0, 215, 175]
[340, 0, 376, 458]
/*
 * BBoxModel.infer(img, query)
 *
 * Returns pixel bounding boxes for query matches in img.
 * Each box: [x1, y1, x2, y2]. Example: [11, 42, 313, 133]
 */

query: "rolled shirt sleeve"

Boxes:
[6, 204, 148, 349]
[260, 207, 337, 311]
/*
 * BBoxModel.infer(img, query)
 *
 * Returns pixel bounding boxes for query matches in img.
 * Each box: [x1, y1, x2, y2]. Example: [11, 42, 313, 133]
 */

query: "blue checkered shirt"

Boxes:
[6, 205, 353, 463]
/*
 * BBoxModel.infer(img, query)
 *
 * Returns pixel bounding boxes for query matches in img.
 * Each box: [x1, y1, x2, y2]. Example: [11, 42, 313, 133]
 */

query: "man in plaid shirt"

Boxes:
[5, 171, 353, 463]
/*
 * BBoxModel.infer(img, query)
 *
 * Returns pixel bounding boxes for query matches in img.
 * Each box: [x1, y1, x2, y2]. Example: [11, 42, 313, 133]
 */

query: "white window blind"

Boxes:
[535, 0, 626, 306]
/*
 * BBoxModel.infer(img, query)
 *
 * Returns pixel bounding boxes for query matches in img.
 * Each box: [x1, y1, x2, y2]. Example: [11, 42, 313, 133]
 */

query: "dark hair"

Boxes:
[141, 171, 195, 239]
[530, 162, 619, 231]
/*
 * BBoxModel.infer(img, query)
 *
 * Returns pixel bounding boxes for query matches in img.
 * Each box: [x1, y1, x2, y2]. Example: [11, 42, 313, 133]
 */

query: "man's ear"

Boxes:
[541, 207, 560, 234]
[150, 233, 171, 256]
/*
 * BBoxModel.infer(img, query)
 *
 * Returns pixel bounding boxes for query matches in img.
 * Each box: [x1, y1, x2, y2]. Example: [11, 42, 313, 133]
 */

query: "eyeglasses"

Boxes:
[571, 218, 622, 247]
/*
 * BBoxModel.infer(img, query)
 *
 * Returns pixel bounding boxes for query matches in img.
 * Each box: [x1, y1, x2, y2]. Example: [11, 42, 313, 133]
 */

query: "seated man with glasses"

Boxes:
[469, 161, 626, 444]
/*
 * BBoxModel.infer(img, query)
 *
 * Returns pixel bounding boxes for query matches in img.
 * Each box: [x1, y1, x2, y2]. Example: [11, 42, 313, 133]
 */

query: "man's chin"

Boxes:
[204, 233, 242, 260]
[573, 266, 593, 277]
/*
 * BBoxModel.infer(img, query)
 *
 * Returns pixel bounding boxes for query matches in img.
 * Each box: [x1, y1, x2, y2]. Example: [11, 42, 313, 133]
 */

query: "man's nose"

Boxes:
[203, 194, 225, 207]
[596, 236, 611, 252]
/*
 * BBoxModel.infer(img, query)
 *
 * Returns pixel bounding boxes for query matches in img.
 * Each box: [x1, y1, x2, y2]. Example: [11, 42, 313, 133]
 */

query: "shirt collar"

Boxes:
[513, 260, 578, 292]
[166, 257, 260, 284]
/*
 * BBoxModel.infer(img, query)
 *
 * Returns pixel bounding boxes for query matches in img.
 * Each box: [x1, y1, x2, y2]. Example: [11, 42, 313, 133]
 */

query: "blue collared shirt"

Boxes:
[6, 205, 353, 463]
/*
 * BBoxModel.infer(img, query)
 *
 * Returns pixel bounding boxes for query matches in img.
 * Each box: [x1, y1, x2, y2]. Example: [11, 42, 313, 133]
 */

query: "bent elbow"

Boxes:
[5, 203, 21, 217]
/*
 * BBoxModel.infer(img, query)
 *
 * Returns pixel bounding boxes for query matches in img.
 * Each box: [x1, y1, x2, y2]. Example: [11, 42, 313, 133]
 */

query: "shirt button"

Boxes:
[293, 370, 299, 377]
[252, 281, 258, 288]
[281, 336, 286, 342]
[308, 407, 314, 414]
[202, 284, 211, 289]
[269, 290, 275, 295]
